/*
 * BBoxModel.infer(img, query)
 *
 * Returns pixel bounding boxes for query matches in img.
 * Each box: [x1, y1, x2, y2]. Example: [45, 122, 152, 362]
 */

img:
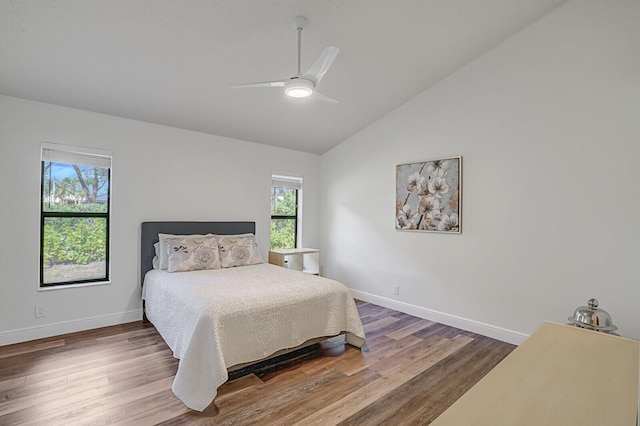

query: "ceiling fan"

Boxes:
[232, 16, 339, 103]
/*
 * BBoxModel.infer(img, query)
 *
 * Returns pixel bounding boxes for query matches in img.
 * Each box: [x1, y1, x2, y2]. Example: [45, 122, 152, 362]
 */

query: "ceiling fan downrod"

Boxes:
[293, 16, 308, 77]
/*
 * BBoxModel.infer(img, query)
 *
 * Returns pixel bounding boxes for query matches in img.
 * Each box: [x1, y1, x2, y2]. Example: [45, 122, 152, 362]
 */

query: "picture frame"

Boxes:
[395, 156, 462, 233]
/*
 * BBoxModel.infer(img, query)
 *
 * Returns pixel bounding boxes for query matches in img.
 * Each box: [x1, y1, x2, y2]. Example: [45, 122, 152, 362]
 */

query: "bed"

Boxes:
[140, 221, 366, 411]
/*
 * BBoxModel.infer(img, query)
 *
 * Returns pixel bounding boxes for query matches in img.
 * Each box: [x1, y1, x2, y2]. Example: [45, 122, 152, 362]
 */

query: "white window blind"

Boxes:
[42, 143, 112, 168]
[272, 174, 302, 189]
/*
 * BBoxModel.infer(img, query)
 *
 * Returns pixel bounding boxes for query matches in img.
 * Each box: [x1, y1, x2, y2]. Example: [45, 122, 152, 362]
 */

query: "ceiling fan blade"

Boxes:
[302, 46, 339, 85]
[231, 80, 286, 89]
[313, 91, 339, 104]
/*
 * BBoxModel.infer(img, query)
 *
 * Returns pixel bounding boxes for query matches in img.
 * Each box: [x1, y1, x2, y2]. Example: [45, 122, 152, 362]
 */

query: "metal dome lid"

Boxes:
[568, 298, 618, 332]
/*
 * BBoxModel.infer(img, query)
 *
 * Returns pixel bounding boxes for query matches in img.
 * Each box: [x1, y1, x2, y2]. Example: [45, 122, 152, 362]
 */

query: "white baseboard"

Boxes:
[2, 295, 526, 347]
[0, 309, 143, 346]
[350, 289, 528, 346]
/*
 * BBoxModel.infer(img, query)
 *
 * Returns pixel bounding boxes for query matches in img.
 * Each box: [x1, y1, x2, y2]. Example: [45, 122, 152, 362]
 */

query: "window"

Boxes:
[270, 175, 302, 250]
[40, 143, 112, 288]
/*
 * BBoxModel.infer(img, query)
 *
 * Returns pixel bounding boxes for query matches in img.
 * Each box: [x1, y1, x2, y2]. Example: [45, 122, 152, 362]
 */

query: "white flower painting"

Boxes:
[396, 157, 461, 233]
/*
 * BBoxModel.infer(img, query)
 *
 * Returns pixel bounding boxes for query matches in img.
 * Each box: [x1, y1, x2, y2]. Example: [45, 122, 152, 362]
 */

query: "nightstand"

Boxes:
[268, 248, 320, 275]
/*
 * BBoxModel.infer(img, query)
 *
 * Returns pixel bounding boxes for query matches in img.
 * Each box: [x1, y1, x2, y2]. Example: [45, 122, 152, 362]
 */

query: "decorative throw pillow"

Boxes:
[165, 236, 221, 272]
[158, 233, 213, 270]
[218, 234, 264, 268]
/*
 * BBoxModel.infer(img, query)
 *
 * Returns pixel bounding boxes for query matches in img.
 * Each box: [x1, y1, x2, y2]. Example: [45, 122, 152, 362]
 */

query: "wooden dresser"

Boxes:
[431, 322, 639, 425]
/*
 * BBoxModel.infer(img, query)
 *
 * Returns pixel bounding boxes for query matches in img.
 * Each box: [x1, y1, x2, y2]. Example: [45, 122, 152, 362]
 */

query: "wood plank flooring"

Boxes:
[0, 302, 515, 425]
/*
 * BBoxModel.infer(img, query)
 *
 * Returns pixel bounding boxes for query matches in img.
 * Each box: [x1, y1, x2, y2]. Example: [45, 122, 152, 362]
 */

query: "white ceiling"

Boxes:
[1, 0, 568, 154]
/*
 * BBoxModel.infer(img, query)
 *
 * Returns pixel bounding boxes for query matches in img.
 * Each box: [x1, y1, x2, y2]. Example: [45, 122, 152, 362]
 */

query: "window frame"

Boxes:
[270, 175, 303, 250]
[270, 187, 299, 249]
[39, 143, 112, 289]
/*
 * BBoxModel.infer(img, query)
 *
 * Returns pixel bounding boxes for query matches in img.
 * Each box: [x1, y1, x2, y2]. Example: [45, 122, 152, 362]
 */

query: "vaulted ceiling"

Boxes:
[1, 0, 568, 154]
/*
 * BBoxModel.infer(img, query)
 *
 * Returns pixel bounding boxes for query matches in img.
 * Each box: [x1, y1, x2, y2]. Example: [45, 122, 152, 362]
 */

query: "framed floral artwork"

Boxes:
[396, 156, 462, 233]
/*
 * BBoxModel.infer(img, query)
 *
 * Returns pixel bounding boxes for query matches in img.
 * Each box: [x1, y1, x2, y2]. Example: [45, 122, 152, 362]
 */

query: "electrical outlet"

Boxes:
[392, 285, 400, 296]
[35, 305, 45, 318]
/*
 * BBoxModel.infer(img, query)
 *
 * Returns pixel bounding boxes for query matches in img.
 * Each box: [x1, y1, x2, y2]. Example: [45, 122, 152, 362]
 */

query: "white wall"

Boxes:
[320, 0, 639, 343]
[0, 95, 321, 345]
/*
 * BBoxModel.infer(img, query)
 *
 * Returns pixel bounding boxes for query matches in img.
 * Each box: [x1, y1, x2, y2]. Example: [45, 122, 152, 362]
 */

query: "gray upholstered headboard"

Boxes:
[140, 221, 256, 286]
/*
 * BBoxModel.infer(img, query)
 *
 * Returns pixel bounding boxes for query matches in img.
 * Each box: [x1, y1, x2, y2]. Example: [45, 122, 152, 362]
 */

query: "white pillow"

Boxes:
[158, 233, 214, 270]
[152, 242, 160, 269]
[218, 234, 264, 268]
[165, 236, 221, 272]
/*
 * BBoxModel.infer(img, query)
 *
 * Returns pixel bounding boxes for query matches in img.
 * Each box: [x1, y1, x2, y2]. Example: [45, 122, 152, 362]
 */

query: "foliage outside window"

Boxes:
[270, 175, 302, 250]
[40, 143, 112, 287]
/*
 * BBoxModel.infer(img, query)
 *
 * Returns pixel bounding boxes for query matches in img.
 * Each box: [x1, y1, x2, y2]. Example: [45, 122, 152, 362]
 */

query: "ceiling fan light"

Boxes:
[285, 80, 314, 98]
[286, 87, 312, 98]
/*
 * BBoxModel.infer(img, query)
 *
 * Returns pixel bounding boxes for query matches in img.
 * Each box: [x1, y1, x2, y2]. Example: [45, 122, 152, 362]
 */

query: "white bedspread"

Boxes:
[142, 263, 366, 411]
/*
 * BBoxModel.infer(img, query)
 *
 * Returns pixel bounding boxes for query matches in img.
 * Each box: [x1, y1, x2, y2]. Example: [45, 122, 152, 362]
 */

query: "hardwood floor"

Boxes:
[0, 302, 515, 425]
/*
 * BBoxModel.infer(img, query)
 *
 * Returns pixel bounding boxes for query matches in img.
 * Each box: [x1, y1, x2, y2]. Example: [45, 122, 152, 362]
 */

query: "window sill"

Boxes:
[38, 280, 111, 291]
